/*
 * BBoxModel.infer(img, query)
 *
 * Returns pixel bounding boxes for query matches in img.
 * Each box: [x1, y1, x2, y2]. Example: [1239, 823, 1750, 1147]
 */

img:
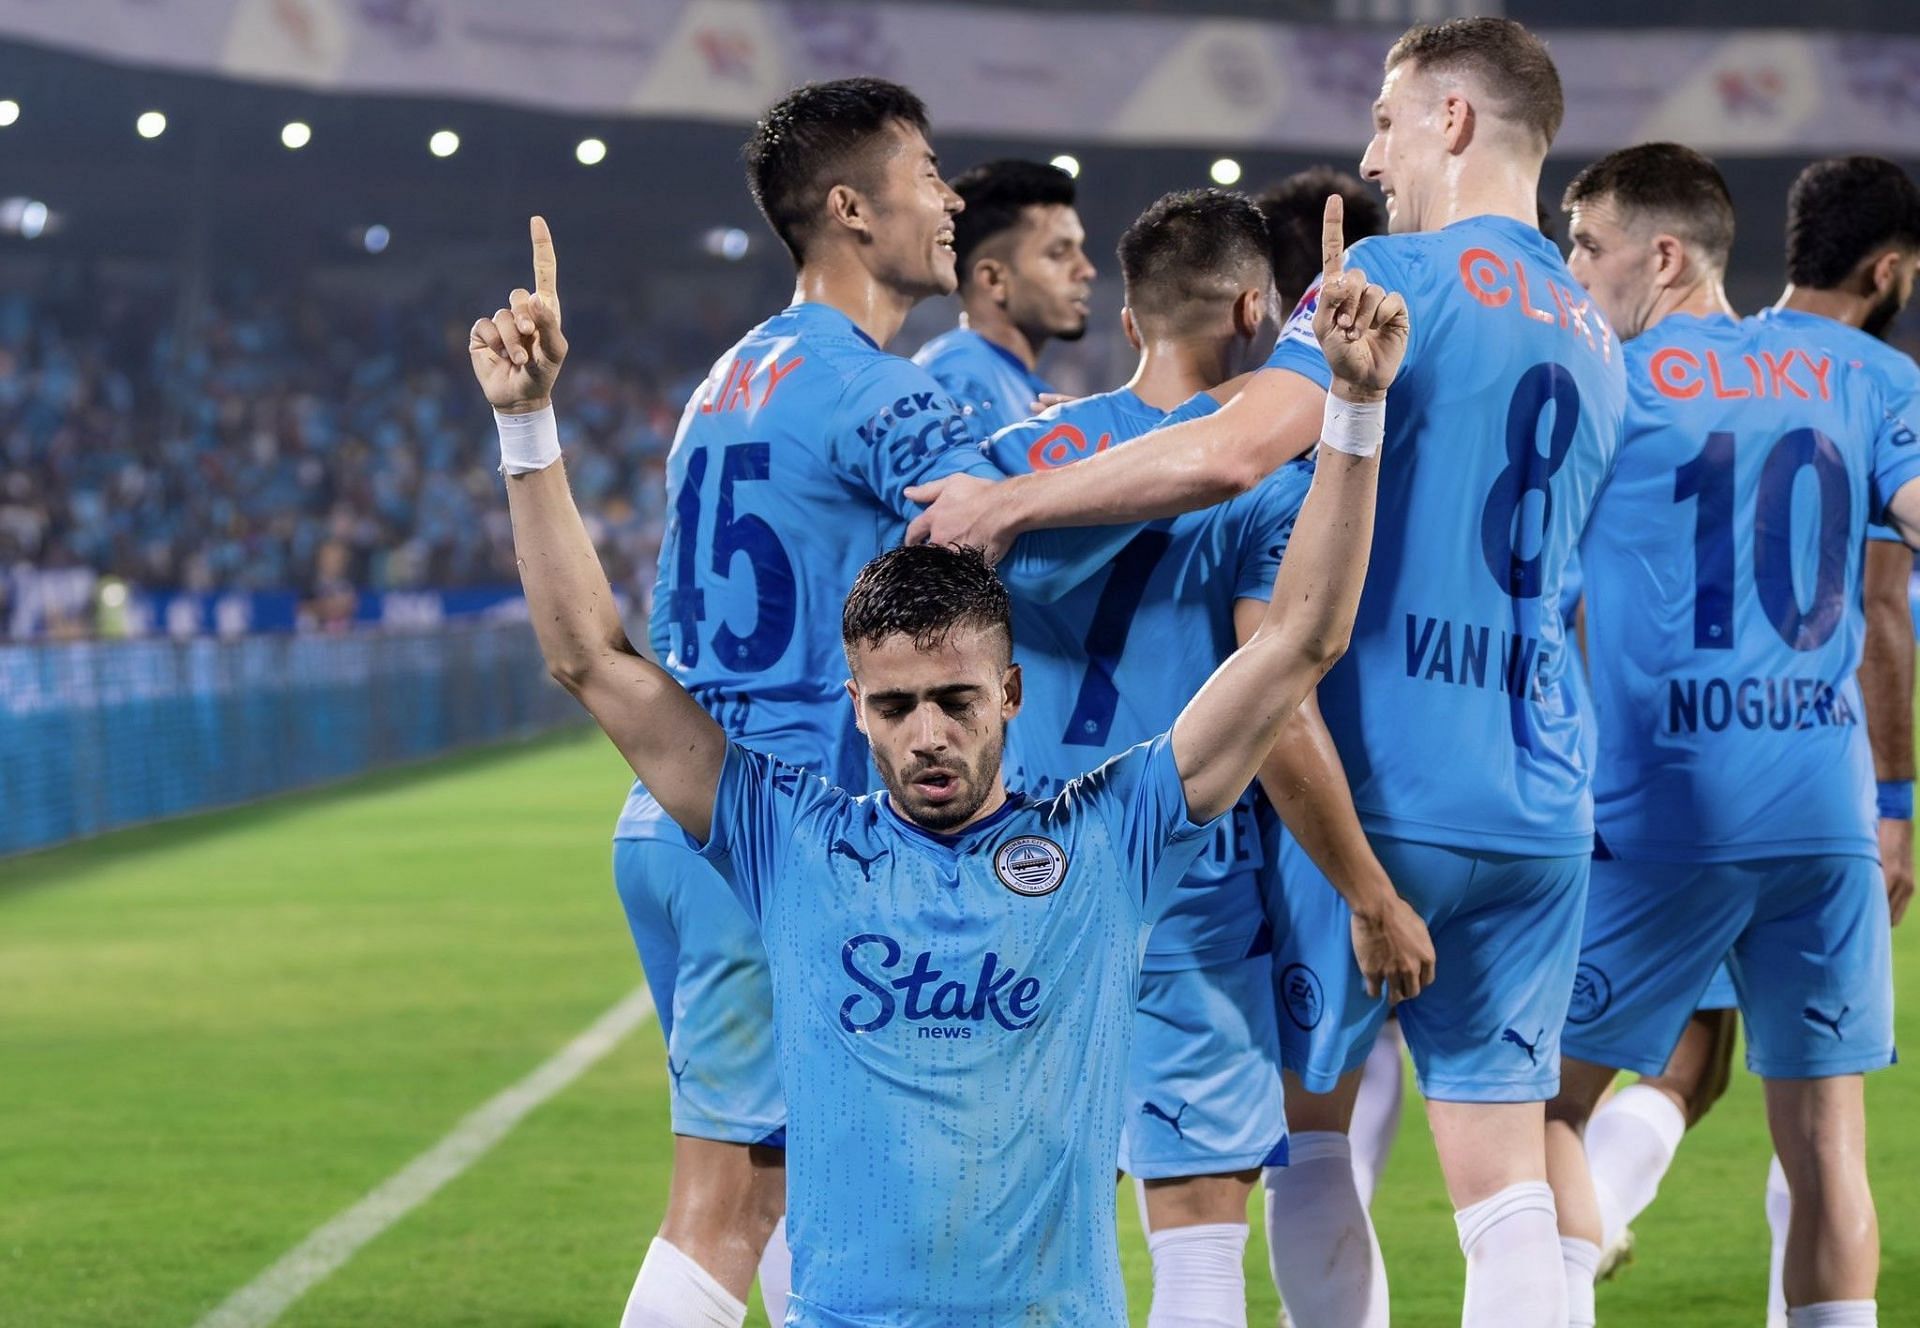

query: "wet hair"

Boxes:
[1386, 17, 1564, 151]
[1785, 156, 1920, 289]
[1117, 188, 1274, 334]
[948, 159, 1078, 280]
[1562, 142, 1736, 268]
[1254, 168, 1386, 310]
[842, 544, 1012, 659]
[743, 78, 931, 265]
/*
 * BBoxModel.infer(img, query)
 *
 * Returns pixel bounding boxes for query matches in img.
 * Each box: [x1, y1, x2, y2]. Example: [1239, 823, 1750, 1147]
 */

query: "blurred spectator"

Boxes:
[0, 270, 694, 637]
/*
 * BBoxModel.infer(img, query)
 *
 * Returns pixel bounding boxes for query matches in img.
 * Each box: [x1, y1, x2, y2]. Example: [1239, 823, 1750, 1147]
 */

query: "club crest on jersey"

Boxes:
[994, 835, 1067, 897]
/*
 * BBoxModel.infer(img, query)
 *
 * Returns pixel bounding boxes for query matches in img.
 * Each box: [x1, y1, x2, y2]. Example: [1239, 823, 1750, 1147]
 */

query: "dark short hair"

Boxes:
[1254, 168, 1386, 310]
[842, 544, 1012, 657]
[1386, 17, 1564, 150]
[949, 159, 1078, 280]
[1117, 188, 1274, 333]
[1786, 156, 1920, 289]
[1562, 142, 1736, 268]
[743, 78, 931, 265]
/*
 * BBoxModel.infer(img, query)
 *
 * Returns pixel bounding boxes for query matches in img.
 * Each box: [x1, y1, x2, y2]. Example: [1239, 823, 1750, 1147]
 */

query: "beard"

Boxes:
[1862, 287, 1904, 341]
[1050, 317, 1089, 343]
[874, 731, 1004, 833]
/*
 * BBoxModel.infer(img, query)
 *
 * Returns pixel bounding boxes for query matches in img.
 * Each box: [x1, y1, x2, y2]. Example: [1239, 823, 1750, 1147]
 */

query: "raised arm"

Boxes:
[1171, 197, 1405, 824]
[1232, 602, 1434, 1000]
[1861, 535, 1915, 925]
[468, 218, 726, 841]
[905, 368, 1325, 560]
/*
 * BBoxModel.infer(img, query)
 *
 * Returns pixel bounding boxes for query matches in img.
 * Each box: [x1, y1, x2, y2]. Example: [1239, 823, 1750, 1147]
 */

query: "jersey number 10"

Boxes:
[1674, 428, 1850, 652]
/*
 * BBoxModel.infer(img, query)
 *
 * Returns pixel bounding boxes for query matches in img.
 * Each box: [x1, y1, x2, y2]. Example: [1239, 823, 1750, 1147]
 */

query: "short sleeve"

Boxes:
[1234, 459, 1314, 604]
[1061, 731, 1216, 920]
[693, 742, 840, 921]
[1867, 356, 1920, 527]
[831, 357, 983, 522]
[1263, 235, 1420, 390]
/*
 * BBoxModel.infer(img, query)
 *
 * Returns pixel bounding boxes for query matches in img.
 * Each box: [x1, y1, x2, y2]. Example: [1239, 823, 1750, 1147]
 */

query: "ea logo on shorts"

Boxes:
[994, 836, 1067, 897]
[1568, 962, 1612, 1025]
[1280, 963, 1324, 1031]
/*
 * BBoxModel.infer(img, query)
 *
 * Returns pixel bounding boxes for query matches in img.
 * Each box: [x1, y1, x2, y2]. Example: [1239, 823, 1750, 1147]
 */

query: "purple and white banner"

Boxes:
[3, 2, 1919, 156]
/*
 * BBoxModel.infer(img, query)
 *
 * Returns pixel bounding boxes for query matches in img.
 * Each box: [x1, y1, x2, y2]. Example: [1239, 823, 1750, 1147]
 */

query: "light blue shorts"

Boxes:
[1697, 960, 1738, 1011]
[1273, 833, 1589, 1103]
[1564, 855, 1894, 1080]
[1120, 954, 1289, 1179]
[613, 836, 786, 1146]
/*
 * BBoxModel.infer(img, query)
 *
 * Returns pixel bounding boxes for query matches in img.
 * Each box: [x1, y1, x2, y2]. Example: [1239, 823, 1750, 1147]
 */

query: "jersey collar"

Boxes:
[967, 328, 1050, 391]
[881, 787, 1029, 854]
[786, 301, 880, 350]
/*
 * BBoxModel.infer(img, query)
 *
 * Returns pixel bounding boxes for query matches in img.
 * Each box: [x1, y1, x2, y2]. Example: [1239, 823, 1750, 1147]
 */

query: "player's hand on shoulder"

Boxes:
[904, 472, 1014, 563]
[1350, 890, 1436, 1003]
[469, 215, 569, 414]
[1311, 195, 1409, 400]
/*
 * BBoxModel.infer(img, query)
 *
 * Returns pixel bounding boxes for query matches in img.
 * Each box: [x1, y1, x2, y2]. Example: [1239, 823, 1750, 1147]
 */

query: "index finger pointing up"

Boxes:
[1322, 193, 1345, 281]
[530, 215, 559, 310]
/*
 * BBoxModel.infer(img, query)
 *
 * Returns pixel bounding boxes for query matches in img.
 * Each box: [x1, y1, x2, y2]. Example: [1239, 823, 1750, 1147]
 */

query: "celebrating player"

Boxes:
[1547, 147, 1920, 1328]
[913, 158, 1096, 436]
[584, 78, 1148, 1327]
[469, 196, 1408, 1324]
[909, 19, 1623, 1326]
[986, 187, 1432, 1325]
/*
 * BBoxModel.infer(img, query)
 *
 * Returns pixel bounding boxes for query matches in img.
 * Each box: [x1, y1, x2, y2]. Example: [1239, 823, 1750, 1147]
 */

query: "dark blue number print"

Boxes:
[1672, 427, 1851, 653]
[1063, 530, 1174, 747]
[1480, 361, 1581, 599]
[667, 443, 796, 673]
[1673, 430, 1735, 650]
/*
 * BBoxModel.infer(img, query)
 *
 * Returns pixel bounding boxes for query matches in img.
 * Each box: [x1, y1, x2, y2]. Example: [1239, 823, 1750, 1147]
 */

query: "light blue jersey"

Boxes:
[1266, 216, 1628, 854]
[988, 387, 1311, 968]
[620, 301, 1132, 835]
[695, 734, 1213, 1325]
[913, 325, 1052, 440]
[1581, 309, 1920, 862]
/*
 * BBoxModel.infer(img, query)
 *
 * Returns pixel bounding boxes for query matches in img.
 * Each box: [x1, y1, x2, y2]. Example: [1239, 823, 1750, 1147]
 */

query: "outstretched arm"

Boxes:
[1233, 602, 1434, 1001]
[1172, 197, 1406, 825]
[906, 367, 1325, 560]
[1861, 536, 1915, 925]
[469, 218, 725, 841]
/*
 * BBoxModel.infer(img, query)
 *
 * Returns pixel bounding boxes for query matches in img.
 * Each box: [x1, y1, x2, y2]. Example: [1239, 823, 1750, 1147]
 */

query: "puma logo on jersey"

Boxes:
[1141, 1100, 1191, 1140]
[1502, 1026, 1545, 1064]
[666, 1057, 688, 1090]
[832, 838, 885, 883]
[1802, 1004, 1849, 1039]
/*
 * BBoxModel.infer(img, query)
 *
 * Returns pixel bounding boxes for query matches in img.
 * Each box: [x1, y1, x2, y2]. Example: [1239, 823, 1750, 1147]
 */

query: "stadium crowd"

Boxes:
[0, 275, 700, 636]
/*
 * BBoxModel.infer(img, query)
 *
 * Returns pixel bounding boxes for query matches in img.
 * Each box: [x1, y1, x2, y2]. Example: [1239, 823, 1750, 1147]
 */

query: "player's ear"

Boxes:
[1000, 661, 1023, 719]
[1441, 91, 1475, 154]
[845, 676, 869, 735]
[825, 183, 872, 242]
[1867, 248, 1904, 301]
[1652, 232, 1687, 289]
[1234, 287, 1266, 339]
[972, 256, 1011, 307]
[1120, 306, 1143, 352]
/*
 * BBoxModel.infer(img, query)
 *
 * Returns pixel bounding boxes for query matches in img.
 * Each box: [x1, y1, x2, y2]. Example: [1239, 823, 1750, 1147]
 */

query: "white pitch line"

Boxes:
[193, 984, 657, 1328]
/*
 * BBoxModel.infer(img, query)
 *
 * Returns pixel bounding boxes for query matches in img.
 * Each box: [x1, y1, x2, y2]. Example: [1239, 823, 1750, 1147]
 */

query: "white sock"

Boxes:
[1767, 1153, 1792, 1328]
[1145, 1222, 1250, 1327]
[757, 1216, 791, 1326]
[1787, 1302, 1878, 1327]
[1454, 1180, 1567, 1328]
[1584, 1082, 1686, 1246]
[1349, 1022, 1406, 1207]
[1263, 1133, 1389, 1328]
[1561, 1235, 1601, 1328]
[622, 1238, 747, 1328]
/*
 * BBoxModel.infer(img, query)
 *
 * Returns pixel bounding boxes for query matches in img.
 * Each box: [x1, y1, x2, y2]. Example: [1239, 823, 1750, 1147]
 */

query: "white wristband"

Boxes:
[495, 405, 562, 475]
[1319, 392, 1385, 458]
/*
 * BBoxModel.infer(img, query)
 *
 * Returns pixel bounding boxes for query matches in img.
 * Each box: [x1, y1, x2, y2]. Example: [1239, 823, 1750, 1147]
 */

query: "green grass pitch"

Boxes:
[3, 725, 1914, 1325]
